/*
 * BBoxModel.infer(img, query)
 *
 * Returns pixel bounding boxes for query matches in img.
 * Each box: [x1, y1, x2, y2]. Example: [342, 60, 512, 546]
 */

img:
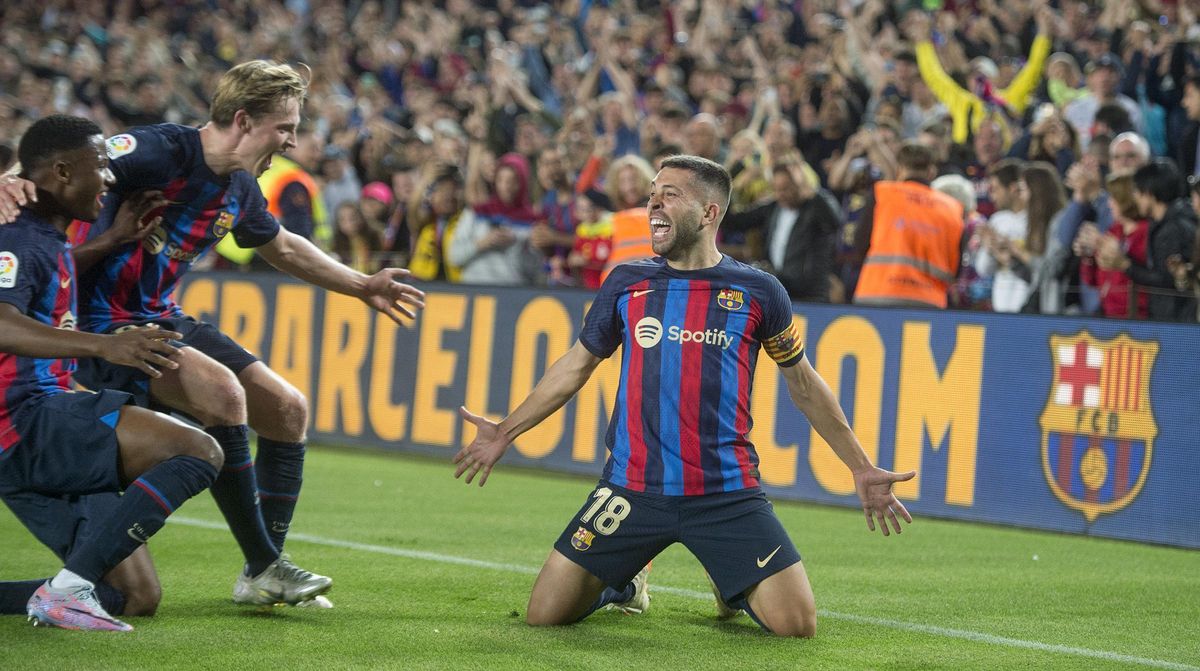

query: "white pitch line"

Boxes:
[170, 516, 1198, 671]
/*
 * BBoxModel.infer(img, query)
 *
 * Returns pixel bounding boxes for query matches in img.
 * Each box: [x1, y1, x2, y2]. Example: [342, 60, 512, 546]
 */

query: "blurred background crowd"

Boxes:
[2, 0, 1200, 321]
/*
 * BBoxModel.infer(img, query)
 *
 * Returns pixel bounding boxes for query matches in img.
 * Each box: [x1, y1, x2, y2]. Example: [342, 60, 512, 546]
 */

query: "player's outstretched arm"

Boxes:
[0, 305, 180, 378]
[454, 341, 603, 487]
[0, 173, 37, 224]
[780, 356, 916, 537]
[256, 228, 426, 323]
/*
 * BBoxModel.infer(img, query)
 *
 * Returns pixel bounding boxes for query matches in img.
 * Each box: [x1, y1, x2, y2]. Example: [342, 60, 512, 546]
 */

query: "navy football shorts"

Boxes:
[74, 316, 259, 407]
[552, 480, 803, 603]
[0, 389, 132, 498]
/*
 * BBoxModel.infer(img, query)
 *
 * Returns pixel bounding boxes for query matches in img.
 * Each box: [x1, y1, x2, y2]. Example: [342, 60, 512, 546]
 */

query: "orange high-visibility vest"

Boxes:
[601, 206, 653, 282]
[218, 156, 329, 264]
[854, 181, 963, 309]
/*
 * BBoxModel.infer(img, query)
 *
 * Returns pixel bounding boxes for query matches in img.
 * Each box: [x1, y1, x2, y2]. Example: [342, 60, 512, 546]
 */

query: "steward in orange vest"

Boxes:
[853, 143, 964, 309]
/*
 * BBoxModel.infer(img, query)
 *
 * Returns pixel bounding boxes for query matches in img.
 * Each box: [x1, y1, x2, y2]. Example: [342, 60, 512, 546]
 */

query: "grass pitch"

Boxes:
[2, 446, 1197, 671]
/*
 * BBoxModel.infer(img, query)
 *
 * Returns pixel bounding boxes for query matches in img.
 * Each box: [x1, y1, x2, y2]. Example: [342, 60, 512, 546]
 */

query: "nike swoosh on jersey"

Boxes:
[632, 289, 654, 298]
[756, 545, 782, 568]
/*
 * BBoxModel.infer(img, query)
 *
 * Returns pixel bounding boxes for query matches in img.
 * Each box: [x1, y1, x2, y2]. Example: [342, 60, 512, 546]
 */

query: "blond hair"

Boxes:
[605, 154, 655, 210]
[210, 60, 309, 127]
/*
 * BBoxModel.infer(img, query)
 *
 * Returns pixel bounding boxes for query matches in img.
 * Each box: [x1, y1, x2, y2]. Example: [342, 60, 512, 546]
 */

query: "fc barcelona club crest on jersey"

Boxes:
[571, 526, 595, 552]
[213, 211, 235, 238]
[716, 289, 745, 311]
[1039, 332, 1158, 522]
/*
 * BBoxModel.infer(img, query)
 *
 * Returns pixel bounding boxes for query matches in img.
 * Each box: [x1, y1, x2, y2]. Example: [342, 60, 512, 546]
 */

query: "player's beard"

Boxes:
[654, 211, 702, 260]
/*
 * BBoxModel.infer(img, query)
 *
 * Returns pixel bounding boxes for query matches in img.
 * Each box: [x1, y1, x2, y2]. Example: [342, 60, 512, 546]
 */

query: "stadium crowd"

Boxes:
[2, 0, 1200, 321]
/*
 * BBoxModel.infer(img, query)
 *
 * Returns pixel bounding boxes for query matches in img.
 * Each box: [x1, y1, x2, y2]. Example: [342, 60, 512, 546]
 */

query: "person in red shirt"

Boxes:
[566, 189, 612, 290]
[1076, 173, 1149, 319]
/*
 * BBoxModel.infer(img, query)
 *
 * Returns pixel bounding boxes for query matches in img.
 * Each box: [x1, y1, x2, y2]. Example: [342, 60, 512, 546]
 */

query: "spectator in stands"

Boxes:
[1017, 162, 1071, 314]
[331, 203, 384, 274]
[530, 146, 577, 285]
[566, 189, 613, 290]
[1009, 105, 1079, 176]
[360, 181, 395, 241]
[408, 164, 467, 283]
[723, 153, 840, 302]
[600, 154, 655, 282]
[934, 174, 992, 311]
[906, 8, 1053, 146]
[450, 152, 543, 286]
[320, 146, 362, 218]
[1064, 54, 1142, 151]
[976, 159, 1031, 312]
[854, 142, 963, 309]
[1102, 159, 1198, 321]
[1178, 74, 1200, 177]
[1077, 173, 1150, 319]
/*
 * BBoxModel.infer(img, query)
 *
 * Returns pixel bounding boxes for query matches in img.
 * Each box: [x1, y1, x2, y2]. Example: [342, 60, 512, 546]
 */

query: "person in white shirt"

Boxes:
[976, 159, 1031, 312]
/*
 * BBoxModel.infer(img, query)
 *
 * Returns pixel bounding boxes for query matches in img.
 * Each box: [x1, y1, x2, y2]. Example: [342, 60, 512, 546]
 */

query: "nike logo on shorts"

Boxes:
[756, 545, 782, 568]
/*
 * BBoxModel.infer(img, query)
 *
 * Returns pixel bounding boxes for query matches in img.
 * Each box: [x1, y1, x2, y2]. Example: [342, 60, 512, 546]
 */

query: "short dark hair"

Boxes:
[17, 114, 103, 173]
[989, 158, 1025, 187]
[660, 154, 732, 213]
[896, 142, 935, 174]
[1094, 102, 1133, 134]
[1133, 158, 1184, 204]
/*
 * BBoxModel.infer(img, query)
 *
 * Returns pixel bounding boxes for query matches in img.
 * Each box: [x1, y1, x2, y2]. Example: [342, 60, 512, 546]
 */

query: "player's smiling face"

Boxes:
[240, 96, 301, 176]
[62, 134, 116, 222]
[647, 167, 705, 259]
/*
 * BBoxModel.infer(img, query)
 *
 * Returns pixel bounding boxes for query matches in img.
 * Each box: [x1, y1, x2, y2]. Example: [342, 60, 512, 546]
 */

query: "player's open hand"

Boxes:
[453, 406, 509, 487]
[0, 174, 37, 224]
[853, 466, 916, 537]
[111, 190, 168, 244]
[103, 325, 182, 378]
[360, 267, 427, 324]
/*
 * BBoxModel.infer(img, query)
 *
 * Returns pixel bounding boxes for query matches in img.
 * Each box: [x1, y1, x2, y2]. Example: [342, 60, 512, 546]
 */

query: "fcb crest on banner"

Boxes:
[716, 288, 745, 311]
[1039, 332, 1157, 522]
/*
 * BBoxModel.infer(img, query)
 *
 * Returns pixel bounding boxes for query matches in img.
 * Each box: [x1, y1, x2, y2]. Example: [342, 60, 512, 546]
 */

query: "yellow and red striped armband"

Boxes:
[763, 323, 804, 366]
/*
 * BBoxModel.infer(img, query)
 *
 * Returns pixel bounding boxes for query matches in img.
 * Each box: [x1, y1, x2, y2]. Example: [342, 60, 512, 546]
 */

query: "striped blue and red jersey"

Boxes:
[0, 211, 78, 454]
[74, 124, 280, 333]
[579, 256, 804, 496]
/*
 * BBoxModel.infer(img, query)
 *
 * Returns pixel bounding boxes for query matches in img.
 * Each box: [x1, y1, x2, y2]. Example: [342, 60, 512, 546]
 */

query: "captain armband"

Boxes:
[763, 323, 804, 366]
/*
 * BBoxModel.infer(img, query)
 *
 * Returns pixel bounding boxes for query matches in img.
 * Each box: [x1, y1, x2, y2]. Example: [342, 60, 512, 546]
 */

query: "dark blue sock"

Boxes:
[0, 579, 125, 615]
[255, 437, 305, 551]
[0, 579, 45, 614]
[66, 455, 217, 583]
[575, 583, 636, 622]
[206, 425, 278, 575]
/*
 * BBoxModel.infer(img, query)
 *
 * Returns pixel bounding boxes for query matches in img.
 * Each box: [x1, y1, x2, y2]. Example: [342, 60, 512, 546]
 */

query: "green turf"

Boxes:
[2, 446, 1197, 671]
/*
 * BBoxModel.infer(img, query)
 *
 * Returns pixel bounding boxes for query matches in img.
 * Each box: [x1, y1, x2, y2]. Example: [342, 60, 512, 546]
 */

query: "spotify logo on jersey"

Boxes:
[634, 316, 664, 348]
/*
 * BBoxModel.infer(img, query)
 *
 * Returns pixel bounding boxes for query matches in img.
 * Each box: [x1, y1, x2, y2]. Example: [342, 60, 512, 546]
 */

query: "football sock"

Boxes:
[576, 582, 636, 622]
[49, 568, 91, 590]
[255, 437, 305, 551]
[0, 578, 124, 615]
[66, 455, 217, 583]
[206, 425, 278, 575]
[0, 580, 46, 614]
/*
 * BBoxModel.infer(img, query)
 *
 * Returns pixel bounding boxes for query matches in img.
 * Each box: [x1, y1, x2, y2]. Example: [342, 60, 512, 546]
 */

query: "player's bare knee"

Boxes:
[273, 387, 309, 441]
[179, 429, 223, 470]
[524, 604, 567, 627]
[121, 581, 163, 617]
[205, 380, 247, 427]
[768, 609, 816, 638]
